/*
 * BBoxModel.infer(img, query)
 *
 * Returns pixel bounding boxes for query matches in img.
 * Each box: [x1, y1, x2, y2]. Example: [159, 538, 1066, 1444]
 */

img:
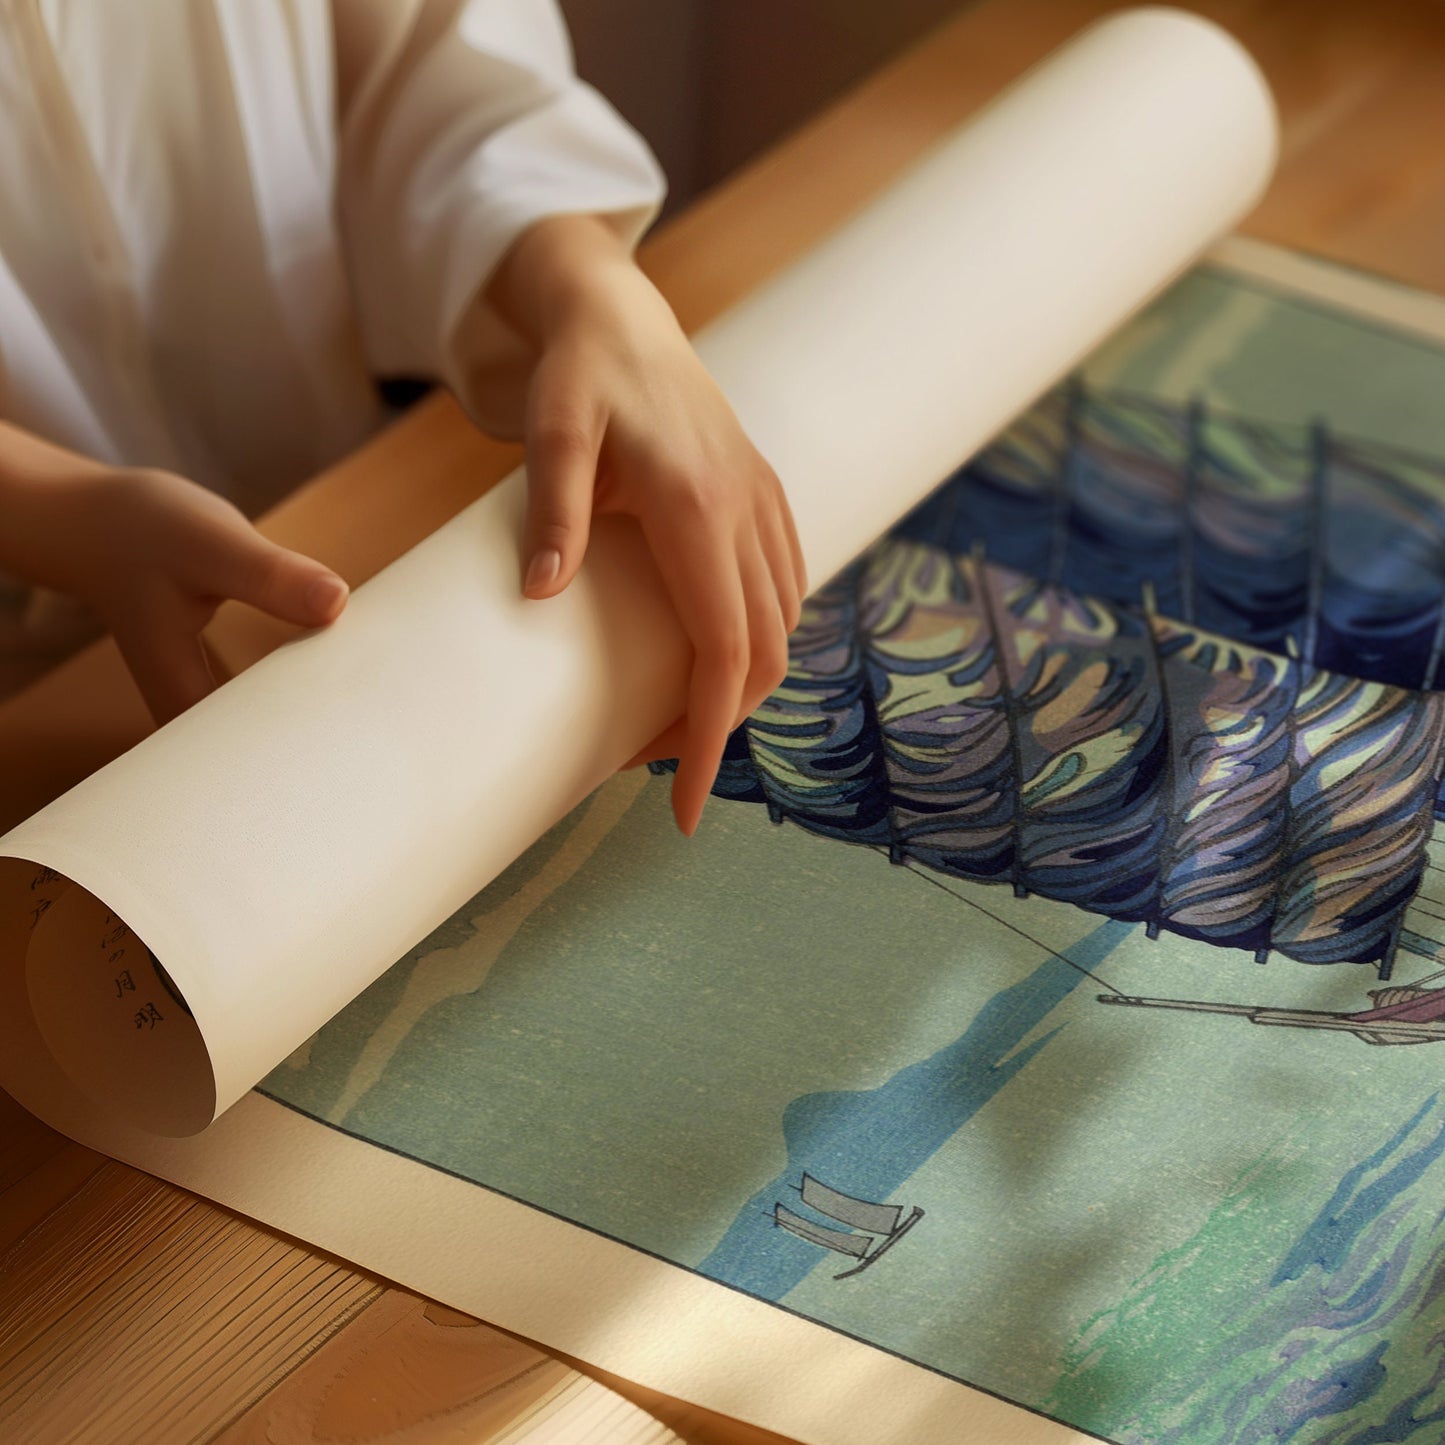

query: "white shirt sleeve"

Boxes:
[331, 0, 666, 438]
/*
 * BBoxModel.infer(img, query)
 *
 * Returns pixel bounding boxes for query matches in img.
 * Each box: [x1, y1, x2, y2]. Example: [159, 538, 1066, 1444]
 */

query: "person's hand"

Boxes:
[0, 439, 348, 723]
[488, 217, 807, 835]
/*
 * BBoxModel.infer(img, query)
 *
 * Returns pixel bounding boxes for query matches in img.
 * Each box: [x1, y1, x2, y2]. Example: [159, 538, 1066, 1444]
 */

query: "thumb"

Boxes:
[205, 522, 349, 627]
[523, 392, 600, 599]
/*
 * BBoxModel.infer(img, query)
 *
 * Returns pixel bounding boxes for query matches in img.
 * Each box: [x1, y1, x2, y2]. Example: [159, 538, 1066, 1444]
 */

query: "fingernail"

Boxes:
[307, 575, 349, 618]
[525, 547, 561, 595]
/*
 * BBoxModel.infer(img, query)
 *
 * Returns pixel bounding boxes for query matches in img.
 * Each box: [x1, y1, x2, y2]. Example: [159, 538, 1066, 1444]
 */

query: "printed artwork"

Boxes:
[260, 249, 1445, 1443]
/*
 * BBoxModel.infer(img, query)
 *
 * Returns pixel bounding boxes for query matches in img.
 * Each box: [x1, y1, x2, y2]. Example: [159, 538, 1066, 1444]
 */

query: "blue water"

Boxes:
[698, 919, 1132, 1297]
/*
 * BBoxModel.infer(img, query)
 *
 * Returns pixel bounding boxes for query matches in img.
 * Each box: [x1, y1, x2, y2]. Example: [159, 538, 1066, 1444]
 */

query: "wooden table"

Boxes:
[4, 1, 1445, 1440]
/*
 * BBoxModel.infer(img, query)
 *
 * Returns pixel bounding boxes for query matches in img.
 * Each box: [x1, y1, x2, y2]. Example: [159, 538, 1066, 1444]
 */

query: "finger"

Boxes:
[770, 480, 808, 599]
[733, 534, 790, 728]
[198, 522, 348, 627]
[523, 374, 602, 598]
[757, 503, 803, 634]
[648, 527, 750, 837]
[621, 717, 687, 770]
[676, 647, 745, 836]
[113, 615, 217, 726]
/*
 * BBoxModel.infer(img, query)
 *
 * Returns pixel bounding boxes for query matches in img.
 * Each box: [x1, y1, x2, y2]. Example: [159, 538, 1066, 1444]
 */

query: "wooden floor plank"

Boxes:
[217, 1292, 687, 1445]
[0, 1165, 381, 1442]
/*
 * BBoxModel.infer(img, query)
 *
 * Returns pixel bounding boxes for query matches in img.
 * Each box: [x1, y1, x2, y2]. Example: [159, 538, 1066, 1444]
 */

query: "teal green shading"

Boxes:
[267, 783, 1075, 1266]
[1085, 266, 1445, 453]
[1048, 1098, 1445, 1443]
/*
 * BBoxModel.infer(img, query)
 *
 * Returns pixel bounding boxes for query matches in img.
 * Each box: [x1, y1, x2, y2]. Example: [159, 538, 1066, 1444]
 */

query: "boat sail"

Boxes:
[771, 1173, 924, 1279]
[1097, 981, 1445, 1045]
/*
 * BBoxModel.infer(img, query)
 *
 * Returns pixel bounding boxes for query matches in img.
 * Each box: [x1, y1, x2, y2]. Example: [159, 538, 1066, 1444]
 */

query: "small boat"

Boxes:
[1097, 979, 1445, 1046]
[772, 1173, 923, 1279]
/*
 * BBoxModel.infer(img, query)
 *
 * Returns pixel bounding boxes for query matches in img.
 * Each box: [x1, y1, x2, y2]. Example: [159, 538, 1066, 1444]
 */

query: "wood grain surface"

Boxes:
[3, 2, 1444, 1441]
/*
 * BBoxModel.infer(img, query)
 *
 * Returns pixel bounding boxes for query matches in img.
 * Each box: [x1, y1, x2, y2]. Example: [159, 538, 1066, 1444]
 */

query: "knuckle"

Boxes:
[700, 624, 750, 675]
[239, 549, 285, 603]
[532, 529, 572, 561]
[103, 468, 177, 534]
[532, 417, 595, 464]
[529, 509, 575, 548]
[755, 467, 787, 513]
[668, 469, 722, 518]
[755, 628, 790, 691]
[121, 465, 178, 497]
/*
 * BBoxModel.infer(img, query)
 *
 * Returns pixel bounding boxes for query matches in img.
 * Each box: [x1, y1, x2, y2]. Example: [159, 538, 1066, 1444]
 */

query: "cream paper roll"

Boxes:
[0, 7, 1277, 1136]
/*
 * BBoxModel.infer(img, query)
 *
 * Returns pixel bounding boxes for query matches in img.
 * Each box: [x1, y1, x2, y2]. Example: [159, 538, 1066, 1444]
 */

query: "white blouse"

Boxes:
[0, 0, 665, 515]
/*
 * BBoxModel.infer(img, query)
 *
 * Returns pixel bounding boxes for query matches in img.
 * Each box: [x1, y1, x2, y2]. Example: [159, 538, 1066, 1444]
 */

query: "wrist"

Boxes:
[488, 213, 677, 350]
[0, 426, 105, 588]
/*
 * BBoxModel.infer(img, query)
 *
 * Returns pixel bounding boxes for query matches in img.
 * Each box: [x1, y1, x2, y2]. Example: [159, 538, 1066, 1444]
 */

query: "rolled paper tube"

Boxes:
[0, 8, 1277, 1135]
